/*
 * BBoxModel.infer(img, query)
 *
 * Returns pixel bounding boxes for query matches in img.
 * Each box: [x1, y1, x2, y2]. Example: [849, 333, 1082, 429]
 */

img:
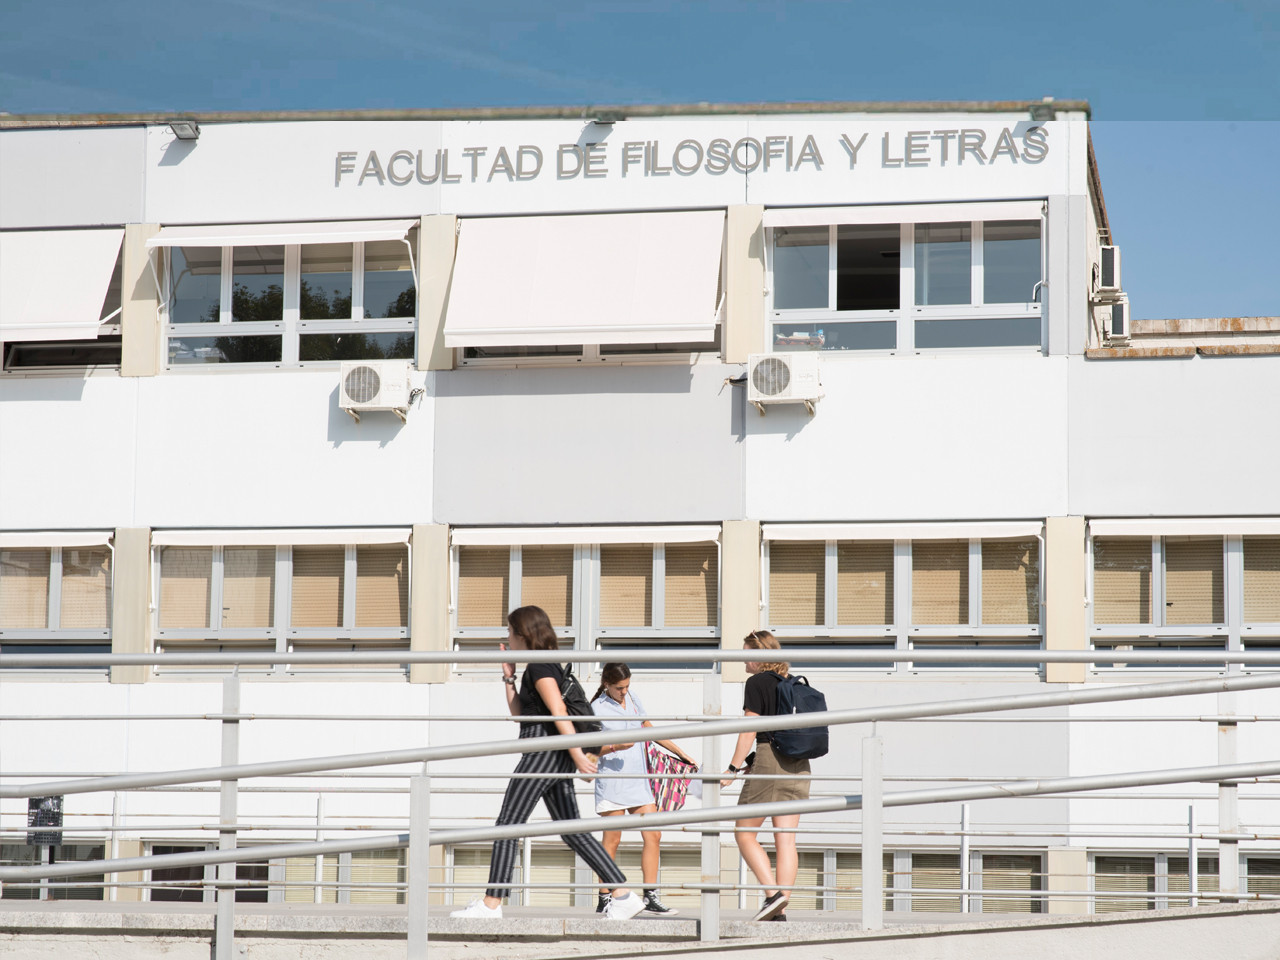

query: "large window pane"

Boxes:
[1094, 856, 1154, 912]
[769, 541, 824, 626]
[364, 240, 416, 319]
[983, 220, 1041, 304]
[355, 544, 409, 628]
[773, 320, 895, 352]
[299, 332, 414, 362]
[837, 541, 893, 625]
[60, 547, 112, 629]
[149, 845, 207, 902]
[982, 854, 1043, 913]
[1168, 856, 1220, 903]
[1165, 537, 1224, 624]
[170, 247, 221, 323]
[222, 547, 275, 629]
[350, 848, 406, 904]
[456, 547, 509, 627]
[159, 547, 212, 629]
[912, 853, 961, 912]
[914, 317, 1040, 349]
[522, 546, 574, 628]
[1093, 539, 1152, 624]
[665, 543, 718, 628]
[836, 224, 900, 310]
[600, 545, 652, 627]
[231, 246, 284, 322]
[912, 540, 969, 625]
[1244, 537, 1280, 623]
[291, 546, 345, 628]
[981, 538, 1039, 625]
[0, 548, 50, 628]
[772, 227, 828, 309]
[300, 243, 353, 320]
[914, 222, 971, 306]
[168, 335, 283, 364]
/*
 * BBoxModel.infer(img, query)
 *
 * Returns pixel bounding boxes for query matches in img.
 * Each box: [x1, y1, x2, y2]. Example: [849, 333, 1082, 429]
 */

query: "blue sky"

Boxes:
[3, 1, 1277, 319]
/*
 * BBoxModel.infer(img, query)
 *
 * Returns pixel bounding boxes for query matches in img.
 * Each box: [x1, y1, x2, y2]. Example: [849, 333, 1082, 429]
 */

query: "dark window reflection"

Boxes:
[915, 223, 971, 306]
[300, 243, 354, 320]
[915, 318, 1040, 349]
[836, 224, 900, 311]
[300, 333, 415, 362]
[231, 246, 284, 323]
[983, 221, 1041, 304]
[364, 240, 416, 319]
[170, 247, 221, 323]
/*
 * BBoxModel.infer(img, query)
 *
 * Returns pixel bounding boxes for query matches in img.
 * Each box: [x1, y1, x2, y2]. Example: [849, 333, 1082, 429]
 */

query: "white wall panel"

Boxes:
[0, 127, 144, 228]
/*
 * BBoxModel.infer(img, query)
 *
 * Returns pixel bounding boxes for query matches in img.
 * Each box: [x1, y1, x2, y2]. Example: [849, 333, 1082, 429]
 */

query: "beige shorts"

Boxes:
[738, 741, 811, 806]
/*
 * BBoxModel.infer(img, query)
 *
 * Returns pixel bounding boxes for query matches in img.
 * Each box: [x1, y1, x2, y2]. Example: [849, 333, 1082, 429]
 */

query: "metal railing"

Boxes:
[2, 647, 1279, 958]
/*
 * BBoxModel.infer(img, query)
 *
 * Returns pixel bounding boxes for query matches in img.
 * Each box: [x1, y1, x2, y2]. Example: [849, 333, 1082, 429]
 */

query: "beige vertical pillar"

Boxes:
[720, 520, 761, 684]
[120, 224, 161, 377]
[429, 843, 446, 905]
[113, 840, 145, 901]
[417, 215, 457, 372]
[723, 205, 765, 364]
[1045, 516, 1087, 683]
[111, 527, 151, 684]
[1046, 847, 1089, 915]
[719, 843, 740, 910]
[410, 523, 450, 684]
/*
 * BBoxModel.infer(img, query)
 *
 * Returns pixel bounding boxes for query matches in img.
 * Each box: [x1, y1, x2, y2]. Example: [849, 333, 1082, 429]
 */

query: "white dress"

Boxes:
[591, 691, 655, 812]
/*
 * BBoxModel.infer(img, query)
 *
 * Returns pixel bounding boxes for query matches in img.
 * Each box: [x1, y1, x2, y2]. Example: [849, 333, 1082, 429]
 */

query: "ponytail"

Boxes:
[592, 662, 632, 704]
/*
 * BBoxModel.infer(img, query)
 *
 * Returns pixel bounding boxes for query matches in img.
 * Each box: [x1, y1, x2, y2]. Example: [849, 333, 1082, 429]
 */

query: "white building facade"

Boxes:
[3, 101, 1280, 913]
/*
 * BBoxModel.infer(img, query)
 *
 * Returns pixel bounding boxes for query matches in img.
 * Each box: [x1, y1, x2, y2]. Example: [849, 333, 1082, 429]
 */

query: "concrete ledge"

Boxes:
[1085, 345, 1197, 359]
[1197, 343, 1280, 356]
[1132, 316, 1280, 335]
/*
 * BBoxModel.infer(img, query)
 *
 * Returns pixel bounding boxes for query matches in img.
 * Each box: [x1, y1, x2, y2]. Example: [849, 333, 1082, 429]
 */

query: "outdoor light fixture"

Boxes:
[169, 119, 200, 141]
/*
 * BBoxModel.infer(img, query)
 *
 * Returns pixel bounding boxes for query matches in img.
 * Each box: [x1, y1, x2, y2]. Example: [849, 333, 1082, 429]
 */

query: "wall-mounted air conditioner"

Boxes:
[339, 360, 412, 423]
[1104, 296, 1130, 344]
[747, 353, 824, 416]
[1098, 245, 1121, 294]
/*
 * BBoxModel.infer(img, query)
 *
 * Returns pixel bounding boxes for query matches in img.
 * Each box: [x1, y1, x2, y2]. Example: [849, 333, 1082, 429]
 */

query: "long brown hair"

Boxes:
[743, 630, 789, 676]
[591, 662, 631, 704]
[507, 606, 560, 652]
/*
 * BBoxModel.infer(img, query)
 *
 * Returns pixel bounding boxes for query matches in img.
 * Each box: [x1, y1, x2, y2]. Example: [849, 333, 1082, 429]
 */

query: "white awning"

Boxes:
[0, 531, 113, 548]
[0, 229, 123, 341]
[152, 528, 411, 547]
[763, 201, 1045, 229]
[145, 220, 418, 249]
[1088, 518, 1280, 537]
[443, 210, 725, 347]
[763, 521, 1043, 541]
[452, 526, 721, 546]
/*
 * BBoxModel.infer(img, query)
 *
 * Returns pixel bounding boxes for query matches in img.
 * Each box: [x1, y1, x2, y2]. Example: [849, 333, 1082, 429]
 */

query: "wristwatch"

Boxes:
[502, 676, 517, 686]
[727, 763, 740, 774]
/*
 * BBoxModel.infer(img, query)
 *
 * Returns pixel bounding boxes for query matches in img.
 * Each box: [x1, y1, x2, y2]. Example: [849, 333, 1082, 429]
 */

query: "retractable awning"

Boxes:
[0, 532, 113, 548]
[0, 229, 123, 342]
[145, 220, 418, 248]
[763, 521, 1043, 541]
[152, 528, 411, 546]
[443, 210, 725, 348]
[452, 526, 721, 546]
[1088, 518, 1280, 537]
[762, 201, 1045, 228]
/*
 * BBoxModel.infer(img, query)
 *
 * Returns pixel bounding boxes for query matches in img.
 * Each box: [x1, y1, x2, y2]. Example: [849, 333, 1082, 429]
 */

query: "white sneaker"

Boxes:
[603, 891, 645, 921]
[450, 898, 502, 919]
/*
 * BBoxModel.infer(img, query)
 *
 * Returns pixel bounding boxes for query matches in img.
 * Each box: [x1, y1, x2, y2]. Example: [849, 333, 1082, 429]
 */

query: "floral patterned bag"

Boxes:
[645, 742, 700, 812]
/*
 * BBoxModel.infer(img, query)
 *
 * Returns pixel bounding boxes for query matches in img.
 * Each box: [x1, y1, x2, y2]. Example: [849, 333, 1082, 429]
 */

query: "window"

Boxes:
[452, 538, 719, 672]
[0, 844, 105, 901]
[165, 233, 417, 367]
[981, 854, 1043, 913]
[1167, 856, 1220, 904]
[1094, 856, 1154, 912]
[1090, 535, 1228, 667]
[768, 210, 1043, 353]
[0, 542, 112, 658]
[154, 537, 409, 669]
[763, 534, 1042, 669]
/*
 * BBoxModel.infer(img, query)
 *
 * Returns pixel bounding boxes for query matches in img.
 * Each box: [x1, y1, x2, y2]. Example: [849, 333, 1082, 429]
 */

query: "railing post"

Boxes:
[861, 733, 883, 931]
[314, 795, 326, 904]
[109, 793, 121, 902]
[959, 803, 970, 913]
[520, 836, 532, 907]
[407, 765, 430, 960]
[700, 673, 721, 942]
[1188, 806, 1198, 909]
[1219, 692, 1239, 902]
[214, 671, 240, 960]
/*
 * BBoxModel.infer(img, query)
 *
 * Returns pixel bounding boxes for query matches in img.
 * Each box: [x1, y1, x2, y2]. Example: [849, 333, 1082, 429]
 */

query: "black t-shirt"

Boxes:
[743, 671, 784, 744]
[519, 662, 566, 735]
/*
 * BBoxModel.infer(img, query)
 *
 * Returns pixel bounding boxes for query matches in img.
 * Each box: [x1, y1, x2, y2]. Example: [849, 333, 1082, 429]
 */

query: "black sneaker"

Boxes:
[768, 913, 788, 921]
[596, 892, 612, 914]
[642, 890, 679, 916]
[753, 891, 789, 922]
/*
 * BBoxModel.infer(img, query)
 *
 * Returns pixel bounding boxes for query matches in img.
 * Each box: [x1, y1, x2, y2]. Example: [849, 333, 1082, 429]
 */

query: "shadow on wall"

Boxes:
[0, 372, 90, 403]
[157, 139, 197, 167]
[747, 399, 817, 441]
[435, 363, 696, 398]
[326, 384, 403, 447]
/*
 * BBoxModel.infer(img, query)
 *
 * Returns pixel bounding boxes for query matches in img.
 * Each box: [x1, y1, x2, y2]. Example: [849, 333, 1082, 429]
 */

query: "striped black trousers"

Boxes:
[485, 724, 627, 899]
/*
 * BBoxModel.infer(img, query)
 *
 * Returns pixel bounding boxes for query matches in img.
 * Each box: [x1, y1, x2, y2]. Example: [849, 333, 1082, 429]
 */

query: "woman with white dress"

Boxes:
[590, 662, 696, 917]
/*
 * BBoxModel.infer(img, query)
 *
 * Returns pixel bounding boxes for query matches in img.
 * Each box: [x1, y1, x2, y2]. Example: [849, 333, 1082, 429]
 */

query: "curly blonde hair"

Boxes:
[743, 630, 789, 677]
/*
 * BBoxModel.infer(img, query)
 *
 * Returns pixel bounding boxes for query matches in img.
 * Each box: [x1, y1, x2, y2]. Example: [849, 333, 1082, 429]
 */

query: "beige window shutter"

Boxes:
[0, 547, 51, 629]
[600, 544, 652, 627]
[59, 547, 113, 629]
[1165, 536, 1224, 624]
[769, 540, 824, 626]
[664, 542, 718, 628]
[1244, 537, 1280, 623]
[355, 544, 409, 628]
[521, 546, 574, 627]
[1167, 857, 1220, 898]
[159, 547, 212, 629]
[285, 855, 338, 903]
[981, 538, 1039, 625]
[349, 848, 406, 905]
[911, 853, 962, 913]
[981, 854, 1042, 914]
[1094, 857, 1155, 913]
[837, 540, 894, 625]
[911, 540, 969, 625]
[1092, 538, 1152, 624]
[291, 546, 346, 628]
[529, 847, 576, 906]
[222, 547, 276, 629]
[456, 546, 510, 627]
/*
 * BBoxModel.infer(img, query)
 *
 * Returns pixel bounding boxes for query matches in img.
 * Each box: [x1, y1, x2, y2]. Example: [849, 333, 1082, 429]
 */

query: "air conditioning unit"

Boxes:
[1098, 245, 1121, 294]
[339, 360, 412, 423]
[747, 353, 824, 416]
[1104, 296, 1130, 344]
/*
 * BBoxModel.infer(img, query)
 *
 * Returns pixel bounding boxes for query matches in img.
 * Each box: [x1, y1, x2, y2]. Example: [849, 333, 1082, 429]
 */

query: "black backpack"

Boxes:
[558, 665, 604, 744]
[770, 674, 829, 760]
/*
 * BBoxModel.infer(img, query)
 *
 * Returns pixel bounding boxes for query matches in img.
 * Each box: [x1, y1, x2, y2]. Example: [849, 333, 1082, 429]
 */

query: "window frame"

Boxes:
[765, 204, 1047, 356]
[0, 543, 113, 644]
[161, 240, 418, 371]
[761, 535, 1045, 673]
